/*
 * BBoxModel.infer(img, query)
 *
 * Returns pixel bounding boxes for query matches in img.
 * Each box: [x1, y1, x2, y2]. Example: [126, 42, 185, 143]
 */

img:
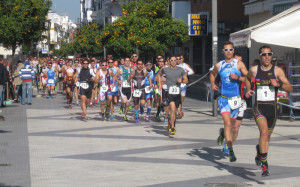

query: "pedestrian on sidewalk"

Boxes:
[19, 60, 35, 105]
[13, 60, 23, 103]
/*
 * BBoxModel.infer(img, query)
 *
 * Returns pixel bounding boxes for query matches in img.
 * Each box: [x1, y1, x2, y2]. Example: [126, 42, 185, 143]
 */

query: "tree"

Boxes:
[100, 0, 189, 58]
[73, 23, 103, 57]
[53, 42, 76, 57]
[0, 0, 51, 70]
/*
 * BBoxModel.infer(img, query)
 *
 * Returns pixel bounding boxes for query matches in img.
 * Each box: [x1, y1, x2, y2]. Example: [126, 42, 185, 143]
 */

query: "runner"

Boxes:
[210, 41, 248, 162]
[158, 56, 188, 135]
[57, 58, 65, 93]
[77, 59, 95, 120]
[143, 60, 155, 122]
[89, 60, 98, 107]
[73, 59, 81, 105]
[40, 61, 48, 96]
[117, 57, 133, 121]
[176, 55, 194, 119]
[46, 62, 56, 99]
[245, 45, 292, 176]
[62, 60, 76, 109]
[128, 59, 152, 124]
[95, 60, 114, 121]
[108, 58, 120, 120]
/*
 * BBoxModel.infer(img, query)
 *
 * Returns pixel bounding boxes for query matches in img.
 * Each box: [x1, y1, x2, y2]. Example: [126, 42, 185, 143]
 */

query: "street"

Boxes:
[0, 90, 300, 187]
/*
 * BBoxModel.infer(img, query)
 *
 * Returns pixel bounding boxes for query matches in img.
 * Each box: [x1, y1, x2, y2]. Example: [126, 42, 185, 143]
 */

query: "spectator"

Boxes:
[13, 60, 23, 103]
[19, 60, 35, 105]
[0, 60, 5, 108]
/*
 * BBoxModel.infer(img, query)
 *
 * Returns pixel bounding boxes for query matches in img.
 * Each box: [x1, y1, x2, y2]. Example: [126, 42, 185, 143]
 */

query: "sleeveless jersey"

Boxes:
[219, 59, 241, 98]
[108, 67, 118, 85]
[133, 70, 145, 89]
[255, 65, 277, 103]
[121, 66, 132, 81]
[47, 69, 55, 79]
[99, 69, 110, 86]
[145, 70, 154, 86]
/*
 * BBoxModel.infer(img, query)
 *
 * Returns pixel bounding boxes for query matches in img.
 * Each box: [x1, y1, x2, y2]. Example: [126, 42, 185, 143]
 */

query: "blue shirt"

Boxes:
[47, 69, 55, 80]
[145, 70, 154, 86]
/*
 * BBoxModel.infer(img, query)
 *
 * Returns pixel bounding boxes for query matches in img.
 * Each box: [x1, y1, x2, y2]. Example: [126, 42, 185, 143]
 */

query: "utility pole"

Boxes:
[212, 0, 218, 117]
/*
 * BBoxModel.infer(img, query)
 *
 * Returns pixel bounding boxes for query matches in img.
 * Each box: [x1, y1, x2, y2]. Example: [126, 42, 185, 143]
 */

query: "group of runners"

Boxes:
[210, 41, 292, 177]
[32, 53, 194, 136]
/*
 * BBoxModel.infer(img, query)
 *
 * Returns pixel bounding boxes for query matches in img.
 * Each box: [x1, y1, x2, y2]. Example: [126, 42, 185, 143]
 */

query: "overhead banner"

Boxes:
[188, 13, 208, 36]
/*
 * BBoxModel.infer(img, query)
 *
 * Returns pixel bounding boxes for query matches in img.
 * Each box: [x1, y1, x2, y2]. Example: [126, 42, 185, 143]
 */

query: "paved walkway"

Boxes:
[0, 90, 300, 187]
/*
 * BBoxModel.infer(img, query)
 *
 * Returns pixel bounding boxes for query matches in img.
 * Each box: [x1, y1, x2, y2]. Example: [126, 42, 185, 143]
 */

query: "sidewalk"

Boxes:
[0, 90, 300, 187]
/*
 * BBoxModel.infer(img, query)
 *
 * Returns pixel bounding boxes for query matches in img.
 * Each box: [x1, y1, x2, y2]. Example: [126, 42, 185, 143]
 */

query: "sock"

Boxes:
[134, 109, 139, 119]
[256, 144, 260, 155]
[228, 145, 233, 153]
[69, 96, 72, 104]
[157, 105, 161, 116]
[48, 90, 51, 97]
[147, 107, 151, 117]
[260, 153, 268, 164]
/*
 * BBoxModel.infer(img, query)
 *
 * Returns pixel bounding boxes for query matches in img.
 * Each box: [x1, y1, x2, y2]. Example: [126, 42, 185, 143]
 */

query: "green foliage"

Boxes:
[101, 0, 189, 58]
[73, 23, 103, 56]
[0, 0, 52, 53]
[53, 42, 76, 57]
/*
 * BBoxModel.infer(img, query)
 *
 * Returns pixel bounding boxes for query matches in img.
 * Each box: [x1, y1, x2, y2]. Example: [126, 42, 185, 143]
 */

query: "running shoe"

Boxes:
[229, 151, 237, 162]
[222, 143, 229, 155]
[140, 107, 144, 115]
[110, 115, 114, 120]
[261, 163, 270, 177]
[167, 120, 171, 132]
[136, 118, 139, 124]
[163, 117, 168, 124]
[178, 111, 184, 119]
[145, 117, 150, 122]
[217, 128, 225, 146]
[76, 100, 79, 105]
[101, 115, 105, 121]
[123, 116, 128, 121]
[120, 107, 123, 114]
[170, 128, 176, 135]
[94, 99, 98, 103]
[69, 104, 72, 109]
[49, 96, 51, 99]
[81, 112, 86, 117]
[89, 104, 93, 108]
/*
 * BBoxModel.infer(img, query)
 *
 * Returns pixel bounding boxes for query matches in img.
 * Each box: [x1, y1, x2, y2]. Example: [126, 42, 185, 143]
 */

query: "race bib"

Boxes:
[122, 81, 131, 88]
[80, 83, 89, 89]
[145, 86, 152, 93]
[76, 82, 80, 87]
[101, 84, 108, 92]
[48, 79, 54, 84]
[240, 100, 247, 111]
[169, 85, 180, 95]
[162, 84, 167, 90]
[133, 89, 142, 97]
[257, 86, 275, 101]
[111, 86, 117, 92]
[228, 95, 241, 110]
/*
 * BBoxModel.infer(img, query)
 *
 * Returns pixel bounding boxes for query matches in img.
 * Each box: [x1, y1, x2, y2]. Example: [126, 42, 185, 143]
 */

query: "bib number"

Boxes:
[48, 79, 54, 84]
[111, 86, 117, 92]
[169, 85, 180, 95]
[122, 81, 131, 88]
[228, 96, 241, 110]
[240, 100, 247, 111]
[101, 85, 108, 92]
[76, 82, 80, 87]
[257, 86, 275, 101]
[133, 89, 142, 97]
[145, 86, 152, 94]
[80, 83, 89, 89]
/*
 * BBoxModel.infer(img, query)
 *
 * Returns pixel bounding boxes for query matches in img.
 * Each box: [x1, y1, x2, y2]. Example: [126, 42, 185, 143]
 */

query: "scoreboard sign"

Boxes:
[188, 13, 208, 36]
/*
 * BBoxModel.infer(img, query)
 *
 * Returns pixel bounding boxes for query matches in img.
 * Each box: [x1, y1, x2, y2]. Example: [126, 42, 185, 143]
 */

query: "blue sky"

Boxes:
[51, 0, 80, 21]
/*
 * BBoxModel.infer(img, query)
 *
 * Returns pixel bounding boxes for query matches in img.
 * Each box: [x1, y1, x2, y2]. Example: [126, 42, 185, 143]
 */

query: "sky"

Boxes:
[51, 0, 80, 21]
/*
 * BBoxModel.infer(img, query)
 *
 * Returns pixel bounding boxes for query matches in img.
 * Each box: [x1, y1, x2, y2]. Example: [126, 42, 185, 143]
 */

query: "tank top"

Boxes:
[133, 70, 145, 89]
[219, 59, 241, 98]
[121, 66, 132, 81]
[108, 67, 118, 85]
[255, 65, 277, 103]
[47, 69, 55, 79]
[99, 69, 110, 86]
[145, 70, 154, 86]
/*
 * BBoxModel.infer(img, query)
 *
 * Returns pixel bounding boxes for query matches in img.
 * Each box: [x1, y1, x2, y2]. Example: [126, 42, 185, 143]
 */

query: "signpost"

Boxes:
[188, 13, 208, 36]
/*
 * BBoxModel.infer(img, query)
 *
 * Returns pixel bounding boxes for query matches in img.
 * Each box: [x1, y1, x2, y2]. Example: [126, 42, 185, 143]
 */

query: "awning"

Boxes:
[230, 4, 300, 48]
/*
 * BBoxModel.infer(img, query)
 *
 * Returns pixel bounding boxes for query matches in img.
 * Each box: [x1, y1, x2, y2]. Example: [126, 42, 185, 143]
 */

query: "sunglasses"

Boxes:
[260, 52, 273, 57]
[170, 60, 176, 62]
[132, 56, 138, 57]
[108, 61, 114, 63]
[223, 48, 234, 52]
[176, 58, 181, 60]
[146, 63, 152, 66]
[83, 63, 89, 65]
[101, 64, 107, 66]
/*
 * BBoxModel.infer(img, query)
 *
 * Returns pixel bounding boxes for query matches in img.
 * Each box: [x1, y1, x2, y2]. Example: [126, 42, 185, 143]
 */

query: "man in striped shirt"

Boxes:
[19, 61, 35, 105]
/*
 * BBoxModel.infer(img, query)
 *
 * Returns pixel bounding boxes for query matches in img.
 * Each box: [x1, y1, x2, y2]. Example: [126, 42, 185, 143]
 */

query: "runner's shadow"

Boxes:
[187, 147, 264, 185]
[0, 130, 11, 134]
[146, 125, 169, 137]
